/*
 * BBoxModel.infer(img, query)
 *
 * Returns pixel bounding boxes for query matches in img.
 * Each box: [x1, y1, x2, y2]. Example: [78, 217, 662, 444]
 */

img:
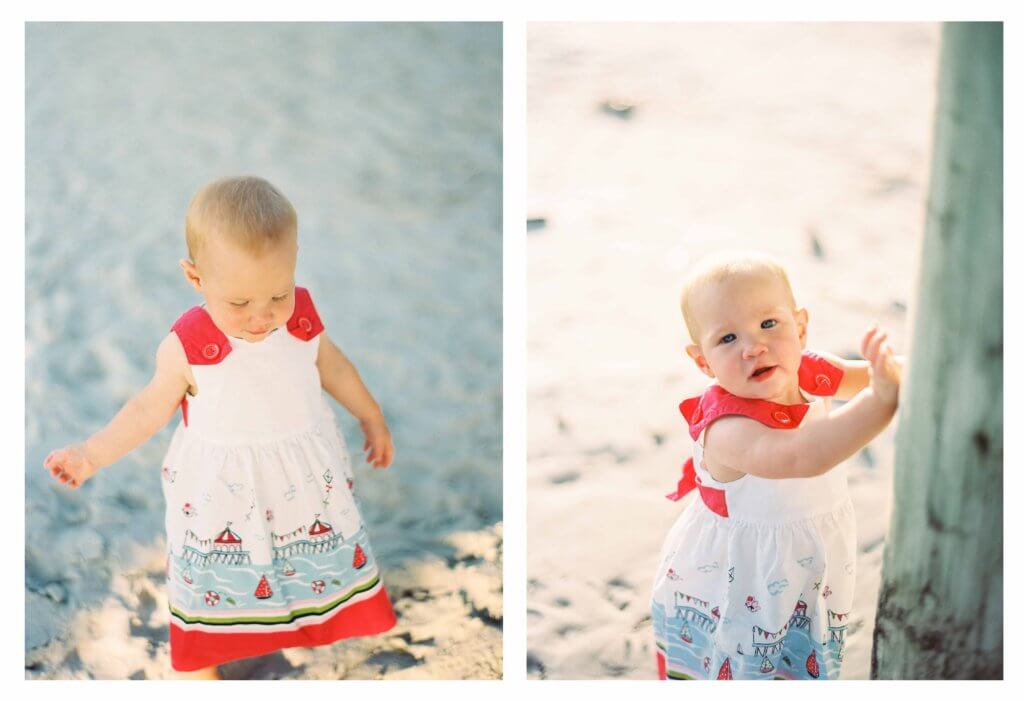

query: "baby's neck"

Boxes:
[769, 383, 807, 406]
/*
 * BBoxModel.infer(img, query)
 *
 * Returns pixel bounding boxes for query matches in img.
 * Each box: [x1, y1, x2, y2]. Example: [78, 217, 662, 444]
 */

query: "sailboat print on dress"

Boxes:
[254, 573, 273, 599]
[353, 544, 367, 569]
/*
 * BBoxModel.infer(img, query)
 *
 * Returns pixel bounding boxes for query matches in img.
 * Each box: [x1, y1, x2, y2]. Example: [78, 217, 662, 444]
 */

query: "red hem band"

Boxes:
[169, 585, 397, 671]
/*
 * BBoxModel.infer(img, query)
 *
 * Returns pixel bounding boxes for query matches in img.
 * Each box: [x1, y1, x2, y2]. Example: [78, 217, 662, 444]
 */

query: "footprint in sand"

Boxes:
[604, 577, 634, 610]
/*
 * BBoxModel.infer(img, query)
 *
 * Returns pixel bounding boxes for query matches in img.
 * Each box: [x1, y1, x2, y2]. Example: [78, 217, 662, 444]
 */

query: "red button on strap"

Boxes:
[202, 343, 220, 360]
[772, 410, 792, 425]
[298, 317, 313, 333]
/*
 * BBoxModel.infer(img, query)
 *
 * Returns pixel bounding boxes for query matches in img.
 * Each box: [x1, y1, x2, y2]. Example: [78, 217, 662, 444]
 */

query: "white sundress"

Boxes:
[160, 287, 395, 671]
[651, 383, 856, 680]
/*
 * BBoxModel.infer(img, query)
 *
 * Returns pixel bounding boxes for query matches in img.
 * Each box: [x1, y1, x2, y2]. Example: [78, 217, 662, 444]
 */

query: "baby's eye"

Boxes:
[230, 301, 249, 308]
[761, 319, 777, 329]
[719, 333, 736, 345]
[273, 294, 289, 302]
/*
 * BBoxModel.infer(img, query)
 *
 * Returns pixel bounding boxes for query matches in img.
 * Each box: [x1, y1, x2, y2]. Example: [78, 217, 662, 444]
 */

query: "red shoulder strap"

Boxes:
[798, 350, 844, 396]
[171, 306, 232, 365]
[287, 286, 324, 341]
[678, 384, 811, 441]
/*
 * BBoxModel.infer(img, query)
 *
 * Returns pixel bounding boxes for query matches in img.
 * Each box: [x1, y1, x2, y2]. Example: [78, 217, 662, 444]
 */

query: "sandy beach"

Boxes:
[527, 22, 939, 679]
[25, 23, 502, 679]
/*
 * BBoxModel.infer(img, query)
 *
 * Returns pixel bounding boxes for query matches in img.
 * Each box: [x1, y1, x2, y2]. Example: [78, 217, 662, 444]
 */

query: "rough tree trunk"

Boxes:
[871, 22, 1002, 679]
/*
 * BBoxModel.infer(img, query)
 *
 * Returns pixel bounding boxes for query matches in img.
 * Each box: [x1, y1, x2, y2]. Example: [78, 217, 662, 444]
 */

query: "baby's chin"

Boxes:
[717, 371, 796, 401]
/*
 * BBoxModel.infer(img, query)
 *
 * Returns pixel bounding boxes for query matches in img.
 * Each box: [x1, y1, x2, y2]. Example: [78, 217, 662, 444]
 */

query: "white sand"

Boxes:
[25, 23, 501, 679]
[527, 22, 940, 679]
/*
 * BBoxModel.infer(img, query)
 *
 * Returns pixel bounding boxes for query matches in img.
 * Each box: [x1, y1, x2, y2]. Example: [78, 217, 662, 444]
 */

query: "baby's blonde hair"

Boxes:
[681, 250, 797, 344]
[185, 176, 297, 263]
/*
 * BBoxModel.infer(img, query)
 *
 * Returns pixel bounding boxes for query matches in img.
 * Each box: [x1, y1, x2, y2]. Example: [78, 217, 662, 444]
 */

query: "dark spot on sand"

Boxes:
[527, 652, 547, 679]
[607, 577, 633, 591]
[599, 100, 635, 119]
[527, 218, 547, 232]
[365, 650, 420, 673]
[807, 227, 825, 259]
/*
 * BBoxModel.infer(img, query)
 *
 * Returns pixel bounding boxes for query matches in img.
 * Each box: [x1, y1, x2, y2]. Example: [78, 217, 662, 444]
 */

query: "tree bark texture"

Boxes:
[871, 22, 1002, 679]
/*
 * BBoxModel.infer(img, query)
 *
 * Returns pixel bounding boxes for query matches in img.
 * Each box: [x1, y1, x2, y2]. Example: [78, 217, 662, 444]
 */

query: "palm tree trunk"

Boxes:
[871, 22, 1002, 679]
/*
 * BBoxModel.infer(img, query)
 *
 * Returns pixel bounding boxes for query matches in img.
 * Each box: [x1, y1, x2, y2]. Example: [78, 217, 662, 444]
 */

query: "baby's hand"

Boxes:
[860, 324, 902, 406]
[359, 416, 395, 469]
[43, 443, 98, 489]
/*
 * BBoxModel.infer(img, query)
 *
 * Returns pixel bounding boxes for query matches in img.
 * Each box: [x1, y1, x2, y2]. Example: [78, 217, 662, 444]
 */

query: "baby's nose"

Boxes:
[743, 343, 767, 358]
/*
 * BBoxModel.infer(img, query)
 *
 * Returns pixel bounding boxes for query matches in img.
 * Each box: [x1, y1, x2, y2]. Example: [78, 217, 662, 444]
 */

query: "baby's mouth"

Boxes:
[750, 365, 778, 381]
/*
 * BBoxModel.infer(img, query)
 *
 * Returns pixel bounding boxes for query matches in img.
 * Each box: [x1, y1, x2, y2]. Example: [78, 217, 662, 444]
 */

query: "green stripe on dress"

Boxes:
[169, 574, 380, 626]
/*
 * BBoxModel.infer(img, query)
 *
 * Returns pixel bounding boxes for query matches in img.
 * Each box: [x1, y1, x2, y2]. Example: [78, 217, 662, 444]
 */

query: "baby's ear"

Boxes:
[795, 307, 809, 347]
[179, 259, 203, 294]
[686, 344, 715, 378]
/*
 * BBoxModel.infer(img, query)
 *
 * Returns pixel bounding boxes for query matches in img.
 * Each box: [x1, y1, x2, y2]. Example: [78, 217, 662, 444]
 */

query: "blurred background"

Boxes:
[25, 22, 501, 679]
[527, 22, 939, 679]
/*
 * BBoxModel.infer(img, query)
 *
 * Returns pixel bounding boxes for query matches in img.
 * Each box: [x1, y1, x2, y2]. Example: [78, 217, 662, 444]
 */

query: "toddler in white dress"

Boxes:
[652, 251, 902, 680]
[45, 176, 397, 678]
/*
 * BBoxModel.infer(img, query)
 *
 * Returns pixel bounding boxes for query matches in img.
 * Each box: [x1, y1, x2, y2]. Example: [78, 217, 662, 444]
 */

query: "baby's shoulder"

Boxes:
[703, 412, 778, 449]
[154, 331, 193, 385]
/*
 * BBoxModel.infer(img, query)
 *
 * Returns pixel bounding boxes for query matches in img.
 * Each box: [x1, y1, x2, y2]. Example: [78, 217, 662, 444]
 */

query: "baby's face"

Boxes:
[185, 234, 298, 343]
[686, 272, 807, 402]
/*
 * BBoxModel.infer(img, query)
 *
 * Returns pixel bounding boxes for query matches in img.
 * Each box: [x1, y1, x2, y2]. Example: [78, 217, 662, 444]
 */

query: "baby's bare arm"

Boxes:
[707, 389, 896, 479]
[316, 332, 383, 422]
[83, 333, 190, 469]
[711, 329, 900, 479]
[316, 332, 394, 468]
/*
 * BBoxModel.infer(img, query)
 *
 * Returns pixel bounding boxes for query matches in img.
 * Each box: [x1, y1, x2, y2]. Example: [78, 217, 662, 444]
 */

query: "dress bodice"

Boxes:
[170, 286, 330, 444]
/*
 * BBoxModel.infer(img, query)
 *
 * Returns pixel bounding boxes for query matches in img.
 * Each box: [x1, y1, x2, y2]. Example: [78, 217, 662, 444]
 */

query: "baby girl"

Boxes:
[652, 251, 901, 680]
[44, 176, 397, 679]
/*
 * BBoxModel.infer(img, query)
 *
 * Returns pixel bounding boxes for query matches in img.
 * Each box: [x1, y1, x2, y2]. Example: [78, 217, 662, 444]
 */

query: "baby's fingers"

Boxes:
[44, 449, 66, 471]
[860, 325, 880, 359]
[866, 330, 888, 363]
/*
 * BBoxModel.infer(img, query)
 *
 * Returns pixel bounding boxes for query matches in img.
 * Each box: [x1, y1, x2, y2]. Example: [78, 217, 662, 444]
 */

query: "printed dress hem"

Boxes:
[169, 581, 397, 671]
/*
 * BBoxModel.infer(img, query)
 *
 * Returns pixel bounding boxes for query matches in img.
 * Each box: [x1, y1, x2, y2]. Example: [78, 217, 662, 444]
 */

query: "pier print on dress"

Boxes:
[653, 594, 847, 680]
[169, 511, 381, 625]
[673, 592, 719, 636]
